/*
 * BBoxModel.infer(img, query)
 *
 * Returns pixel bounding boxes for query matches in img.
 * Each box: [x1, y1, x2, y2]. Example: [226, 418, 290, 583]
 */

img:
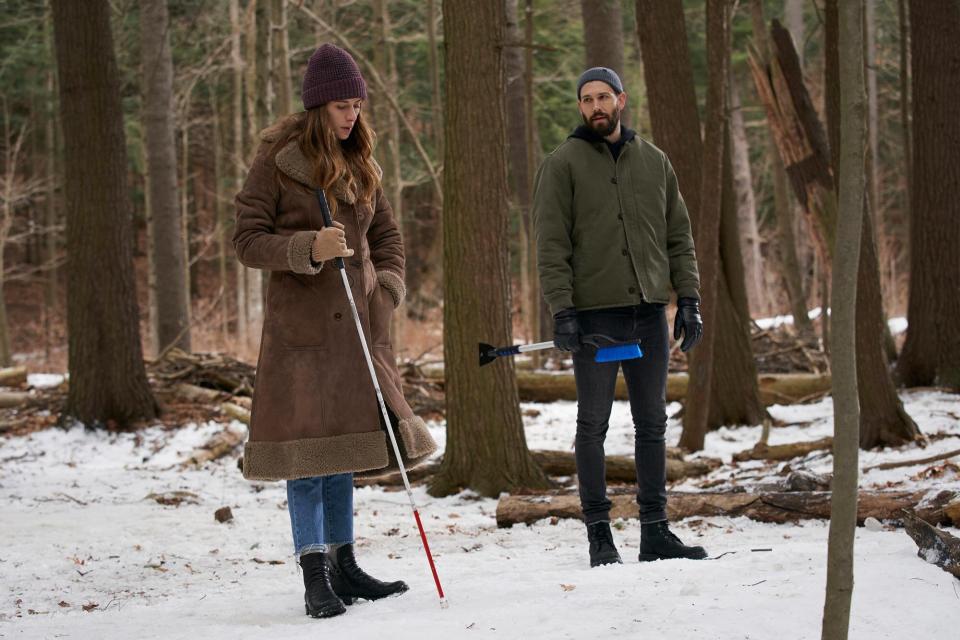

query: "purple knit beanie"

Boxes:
[301, 44, 367, 110]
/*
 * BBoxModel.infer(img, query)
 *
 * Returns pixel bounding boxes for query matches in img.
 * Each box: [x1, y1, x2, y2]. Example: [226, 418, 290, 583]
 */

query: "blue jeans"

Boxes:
[286, 473, 354, 558]
[573, 303, 670, 525]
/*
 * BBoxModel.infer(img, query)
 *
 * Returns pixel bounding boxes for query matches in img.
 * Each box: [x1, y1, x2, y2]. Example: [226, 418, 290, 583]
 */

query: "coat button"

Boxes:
[334, 312, 342, 320]
[617, 213, 623, 220]
[622, 249, 629, 256]
[628, 287, 636, 294]
[610, 176, 617, 184]
[350, 259, 361, 268]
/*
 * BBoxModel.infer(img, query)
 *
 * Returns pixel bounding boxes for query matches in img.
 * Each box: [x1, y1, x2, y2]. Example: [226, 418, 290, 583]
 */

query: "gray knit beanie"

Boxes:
[576, 67, 623, 98]
[301, 44, 367, 110]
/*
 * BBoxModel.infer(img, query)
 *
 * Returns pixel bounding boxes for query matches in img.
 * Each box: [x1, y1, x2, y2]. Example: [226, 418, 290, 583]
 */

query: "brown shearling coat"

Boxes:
[233, 122, 437, 481]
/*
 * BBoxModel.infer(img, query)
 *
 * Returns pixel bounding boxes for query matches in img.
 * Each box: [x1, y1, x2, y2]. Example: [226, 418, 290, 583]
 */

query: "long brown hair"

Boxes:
[271, 106, 380, 209]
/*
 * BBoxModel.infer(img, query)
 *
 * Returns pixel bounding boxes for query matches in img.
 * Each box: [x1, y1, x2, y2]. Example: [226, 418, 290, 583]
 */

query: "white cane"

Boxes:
[314, 188, 448, 608]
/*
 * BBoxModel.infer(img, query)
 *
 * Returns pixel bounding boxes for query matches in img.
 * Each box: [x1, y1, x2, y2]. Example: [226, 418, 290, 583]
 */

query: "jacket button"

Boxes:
[350, 259, 361, 268]
[628, 287, 636, 294]
[622, 249, 629, 256]
[610, 177, 617, 184]
[334, 312, 342, 320]
[617, 213, 623, 220]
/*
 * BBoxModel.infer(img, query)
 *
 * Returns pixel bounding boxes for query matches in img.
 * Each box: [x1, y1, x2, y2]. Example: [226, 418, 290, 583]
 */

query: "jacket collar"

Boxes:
[275, 140, 357, 204]
[569, 124, 637, 147]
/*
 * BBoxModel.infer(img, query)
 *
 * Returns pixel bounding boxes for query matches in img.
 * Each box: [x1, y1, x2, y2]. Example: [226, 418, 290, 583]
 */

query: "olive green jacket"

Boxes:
[533, 127, 700, 315]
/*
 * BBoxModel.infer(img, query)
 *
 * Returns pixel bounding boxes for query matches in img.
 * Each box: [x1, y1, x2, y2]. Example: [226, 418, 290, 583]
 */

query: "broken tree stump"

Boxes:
[495, 489, 960, 528]
[901, 509, 960, 578]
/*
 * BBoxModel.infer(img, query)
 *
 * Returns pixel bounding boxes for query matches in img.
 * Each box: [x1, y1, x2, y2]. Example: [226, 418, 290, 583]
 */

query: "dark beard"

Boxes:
[583, 107, 620, 138]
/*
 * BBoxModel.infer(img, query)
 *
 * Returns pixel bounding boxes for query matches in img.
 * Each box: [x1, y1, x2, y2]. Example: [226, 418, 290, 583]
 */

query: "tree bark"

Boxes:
[580, 0, 629, 126]
[51, 0, 156, 425]
[270, 0, 293, 117]
[821, 3, 865, 637]
[637, 0, 764, 442]
[784, 0, 805, 67]
[230, 0, 247, 344]
[242, 0, 263, 349]
[140, 0, 191, 354]
[429, 0, 549, 498]
[898, 0, 960, 391]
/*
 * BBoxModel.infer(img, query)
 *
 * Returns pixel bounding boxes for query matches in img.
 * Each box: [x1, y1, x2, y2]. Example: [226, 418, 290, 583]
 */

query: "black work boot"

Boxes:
[299, 552, 347, 618]
[639, 521, 707, 561]
[328, 544, 409, 604]
[586, 521, 623, 567]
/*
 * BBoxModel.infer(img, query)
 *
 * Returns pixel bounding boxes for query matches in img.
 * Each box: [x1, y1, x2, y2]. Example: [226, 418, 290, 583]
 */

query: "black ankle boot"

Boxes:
[299, 552, 346, 618]
[328, 544, 409, 604]
[639, 521, 707, 561]
[586, 521, 622, 567]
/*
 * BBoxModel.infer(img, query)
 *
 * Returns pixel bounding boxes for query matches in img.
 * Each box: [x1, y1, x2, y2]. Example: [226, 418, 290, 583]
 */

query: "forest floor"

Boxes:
[1, 376, 959, 639]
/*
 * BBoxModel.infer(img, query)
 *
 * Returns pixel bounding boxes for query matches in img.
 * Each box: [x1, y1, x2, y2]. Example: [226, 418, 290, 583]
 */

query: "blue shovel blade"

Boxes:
[594, 343, 643, 363]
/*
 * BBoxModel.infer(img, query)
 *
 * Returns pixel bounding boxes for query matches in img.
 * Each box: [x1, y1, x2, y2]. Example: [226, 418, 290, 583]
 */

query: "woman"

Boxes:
[233, 43, 437, 619]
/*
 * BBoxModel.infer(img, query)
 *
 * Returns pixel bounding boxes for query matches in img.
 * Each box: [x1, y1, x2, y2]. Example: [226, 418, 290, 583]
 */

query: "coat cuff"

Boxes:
[286, 231, 322, 274]
[376, 270, 406, 308]
[675, 286, 700, 302]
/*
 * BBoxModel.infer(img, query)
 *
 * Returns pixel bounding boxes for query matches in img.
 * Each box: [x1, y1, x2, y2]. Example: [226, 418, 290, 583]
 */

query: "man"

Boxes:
[533, 67, 707, 567]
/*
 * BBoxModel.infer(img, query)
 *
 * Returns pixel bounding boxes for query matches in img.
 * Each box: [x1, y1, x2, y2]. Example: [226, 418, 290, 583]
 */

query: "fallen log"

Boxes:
[173, 383, 224, 404]
[863, 447, 960, 472]
[901, 509, 960, 578]
[182, 425, 246, 467]
[424, 369, 831, 406]
[495, 489, 959, 528]
[0, 366, 27, 388]
[355, 449, 722, 487]
[733, 436, 833, 462]
[0, 391, 30, 409]
[221, 402, 251, 424]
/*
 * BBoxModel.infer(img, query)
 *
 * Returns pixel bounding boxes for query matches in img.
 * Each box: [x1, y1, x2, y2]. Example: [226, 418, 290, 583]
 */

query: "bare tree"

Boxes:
[51, 0, 156, 425]
[821, 3, 865, 637]
[429, 0, 549, 497]
[140, 0, 191, 354]
[898, 0, 960, 390]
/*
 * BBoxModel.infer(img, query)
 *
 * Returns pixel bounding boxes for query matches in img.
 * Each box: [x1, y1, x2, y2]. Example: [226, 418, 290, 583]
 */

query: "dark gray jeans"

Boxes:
[573, 303, 669, 525]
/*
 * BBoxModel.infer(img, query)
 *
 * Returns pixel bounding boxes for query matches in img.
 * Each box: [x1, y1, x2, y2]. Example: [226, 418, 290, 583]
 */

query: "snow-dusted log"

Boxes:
[901, 509, 960, 578]
[733, 436, 834, 462]
[495, 489, 960, 528]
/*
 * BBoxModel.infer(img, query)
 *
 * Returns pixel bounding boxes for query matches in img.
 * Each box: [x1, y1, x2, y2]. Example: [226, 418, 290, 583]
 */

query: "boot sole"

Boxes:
[339, 584, 410, 606]
[305, 603, 347, 618]
[638, 552, 708, 562]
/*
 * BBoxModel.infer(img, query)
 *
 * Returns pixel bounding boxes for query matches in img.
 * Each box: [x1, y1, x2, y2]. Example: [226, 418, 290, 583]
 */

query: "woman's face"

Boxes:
[325, 98, 363, 140]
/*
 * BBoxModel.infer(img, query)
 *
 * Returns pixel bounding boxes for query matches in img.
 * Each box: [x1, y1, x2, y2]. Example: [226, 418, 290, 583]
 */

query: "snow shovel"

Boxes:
[479, 334, 643, 367]
[315, 188, 448, 609]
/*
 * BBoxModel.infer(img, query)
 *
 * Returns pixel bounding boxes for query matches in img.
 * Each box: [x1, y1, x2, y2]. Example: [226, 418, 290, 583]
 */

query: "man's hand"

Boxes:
[673, 297, 703, 352]
[553, 308, 581, 353]
[312, 221, 354, 263]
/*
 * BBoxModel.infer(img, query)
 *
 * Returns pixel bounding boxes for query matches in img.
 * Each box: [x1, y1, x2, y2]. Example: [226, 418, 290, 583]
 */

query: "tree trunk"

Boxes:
[749, 0, 812, 337]
[825, 1, 921, 448]
[429, 0, 549, 498]
[784, 0, 805, 67]
[821, 4, 864, 637]
[270, 0, 293, 117]
[525, 0, 542, 347]
[637, 0, 764, 445]
[51, 0, 156, 425]
[898, 0, 960, 390]
[580, 0, 629, 126]
[505, 0, 538, 351]
[681, 0, 731, 451]
[242, 0, 263, 349]
[728, 68, 765, 317]
[140, 0, 191, 354]
[230, 0, 247, 344]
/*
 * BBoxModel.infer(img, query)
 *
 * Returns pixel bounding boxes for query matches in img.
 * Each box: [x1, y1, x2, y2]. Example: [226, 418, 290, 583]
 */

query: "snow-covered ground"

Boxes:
[1, 387, 958, 639]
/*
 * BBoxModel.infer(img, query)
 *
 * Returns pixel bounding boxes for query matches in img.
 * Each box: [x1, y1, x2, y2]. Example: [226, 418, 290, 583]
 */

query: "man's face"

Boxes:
[578, 80, 627, 137]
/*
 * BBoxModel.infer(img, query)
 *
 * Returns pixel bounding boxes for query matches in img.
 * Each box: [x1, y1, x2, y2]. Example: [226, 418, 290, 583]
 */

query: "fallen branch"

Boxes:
[495, 489, 959, 528]
[182, 424, 246, 467]
[0, 366, 27, 387]
[863, 447, 960, 473]
[733, 436, 833, 462]
[901, 509, 960, 578]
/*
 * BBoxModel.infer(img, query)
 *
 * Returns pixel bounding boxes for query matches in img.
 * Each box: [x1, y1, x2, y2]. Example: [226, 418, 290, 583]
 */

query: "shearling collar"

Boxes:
[275, 140, 357, 204]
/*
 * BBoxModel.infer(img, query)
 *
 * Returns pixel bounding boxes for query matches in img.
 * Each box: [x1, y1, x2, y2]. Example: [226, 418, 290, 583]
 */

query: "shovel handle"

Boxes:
[314, 188, 345, 270]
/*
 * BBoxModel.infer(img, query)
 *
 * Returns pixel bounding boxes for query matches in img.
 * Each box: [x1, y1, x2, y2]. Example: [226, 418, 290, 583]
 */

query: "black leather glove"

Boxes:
[674, 297, 703, 353]
[553, 308, 581, 353]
